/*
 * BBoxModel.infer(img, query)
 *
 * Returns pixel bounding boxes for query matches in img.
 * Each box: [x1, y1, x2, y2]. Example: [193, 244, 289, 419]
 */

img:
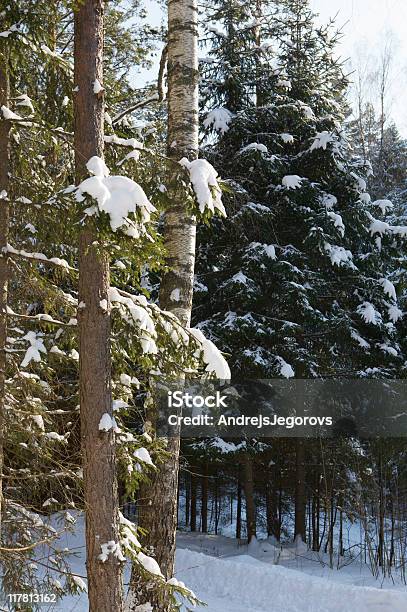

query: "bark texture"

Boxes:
[0, 46, 10, 538]
[242, 454, 257, 543]
[294, 439, 307, 542]
[74, 2, 122, 610]
[127, 0, 198, 608]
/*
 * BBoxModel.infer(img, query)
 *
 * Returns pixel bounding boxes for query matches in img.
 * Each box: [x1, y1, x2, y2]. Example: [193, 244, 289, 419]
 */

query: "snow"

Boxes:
[321, 193, 338, 209]
[357, 302, 380, 325]
[86, 156, 109, 177]
[369, 218, 390, 236]
[31, 414, 45, 430]
[379, 278, 397, 301]
[388, 304, 403, 323]
[16, 94, 34, 113]
[327, 211, 345, 235]
[175, 547, 407, 612]
[99, 298, 108, 312]
[310, 131, 334, 151]
[189, 328, 231, 380]
[109, 288, 157, 354]
[280, 133, 294, 144]
[350, 330, 370, 349]
[72, 575, 87, 592]
[1, 105, 23, 121]
[170, 288, 181, 302]
[264, 244, 276, 259]
[21, 331, 47, 368]
[230, 271, 249, 284]
[6, 243, 72, 269]
[276, 356, 295, 378]
[27, 517, 407, 612]
[98, 413, 114, 432]
[133, 447, 154, 467]
[379, 343, 398, 356]
[98, 540, 125, 563]
[104, 135, 143, 149]
[77, 156, 156, 234]
[276, 79, 291, 89]
[240, 143, 268, 154]
[179, 158, 226, 216]
[324, 243, 354, 268]
[93, 79, 104, 94]
[297, 101, 315, 119]
[136, 551, 163, 577]
[373, 199, 393, 214]
[203, 108, 234, 133]
[282, 175, 303, 189]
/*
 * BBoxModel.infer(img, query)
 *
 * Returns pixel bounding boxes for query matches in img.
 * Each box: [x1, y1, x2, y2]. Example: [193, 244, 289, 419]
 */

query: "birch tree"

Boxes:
[127, 0, 199, 608]
[74, 1, 123, 609]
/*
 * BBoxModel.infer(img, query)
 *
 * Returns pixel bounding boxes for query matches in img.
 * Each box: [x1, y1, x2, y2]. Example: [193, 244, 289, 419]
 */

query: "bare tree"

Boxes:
[74, 1, 123, 609]
[126, 0, 199, 608]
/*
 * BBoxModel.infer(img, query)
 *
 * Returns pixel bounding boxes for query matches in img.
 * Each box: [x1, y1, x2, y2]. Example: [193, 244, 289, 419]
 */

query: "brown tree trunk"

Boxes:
[0, 44, 10, 538]
[190, 470, 197, 532]
[201, 463, 208, 533]
[266, 479, 279, 540]
[127, 0, 198, 608]
[242, 454, 256, 543]
[236, 465, 242, 540]
[185, 472, 190, 527]
[74, 2, 122, 610]
[294, 439, 306, 543]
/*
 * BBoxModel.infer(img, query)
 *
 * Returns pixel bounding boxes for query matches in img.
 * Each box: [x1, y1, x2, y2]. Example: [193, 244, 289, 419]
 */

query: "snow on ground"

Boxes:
[176, 533, 407, 611]
[35, 518, 407, 611]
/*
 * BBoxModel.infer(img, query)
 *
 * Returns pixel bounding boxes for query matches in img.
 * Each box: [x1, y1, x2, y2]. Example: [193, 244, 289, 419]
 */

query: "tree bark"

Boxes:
[236, 465, 242, 540]
[242, 454, 256, 543]
[266, 478, 280, 541]
[127, 0, 198, 607]
[201, 463, 208, 533]
[74, 2, 122, 610]
[294, 439, 306, 543]
[0, 44, 10, 540]
[190, 469, 197, 532]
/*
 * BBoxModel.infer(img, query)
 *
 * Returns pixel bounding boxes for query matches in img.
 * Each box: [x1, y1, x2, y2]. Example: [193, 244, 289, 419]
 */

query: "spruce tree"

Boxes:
[196, 0, 405, 381]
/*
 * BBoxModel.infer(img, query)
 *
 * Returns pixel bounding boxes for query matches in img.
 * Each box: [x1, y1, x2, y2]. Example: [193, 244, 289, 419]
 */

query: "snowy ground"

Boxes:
[30, 517, 407, 611]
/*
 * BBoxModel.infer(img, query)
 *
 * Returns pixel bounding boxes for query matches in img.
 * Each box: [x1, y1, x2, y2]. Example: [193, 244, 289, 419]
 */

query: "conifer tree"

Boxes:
[194, 0, 406, 542]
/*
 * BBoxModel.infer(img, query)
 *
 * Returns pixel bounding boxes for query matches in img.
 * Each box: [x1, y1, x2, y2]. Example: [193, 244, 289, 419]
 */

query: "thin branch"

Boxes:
[112, 95, 159, 125]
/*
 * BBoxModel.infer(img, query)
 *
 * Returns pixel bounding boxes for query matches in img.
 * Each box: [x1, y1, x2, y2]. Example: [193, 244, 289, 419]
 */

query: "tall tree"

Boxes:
[0, 33, 10, 539]
[127, 0, 199, 608]
[74, 1, 123, 609]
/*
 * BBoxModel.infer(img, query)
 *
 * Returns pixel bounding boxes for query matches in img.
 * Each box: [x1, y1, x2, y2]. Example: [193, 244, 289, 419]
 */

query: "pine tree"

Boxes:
[0, 27, 11, 537]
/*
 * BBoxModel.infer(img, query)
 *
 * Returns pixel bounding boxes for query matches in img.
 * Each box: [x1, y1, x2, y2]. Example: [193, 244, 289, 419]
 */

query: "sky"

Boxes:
[141, 0, 407, 134]
[310, 0, 407, 133]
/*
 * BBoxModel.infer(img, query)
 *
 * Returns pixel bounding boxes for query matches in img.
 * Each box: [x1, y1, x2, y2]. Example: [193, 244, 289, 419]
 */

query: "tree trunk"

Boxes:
[266, 479, 279, 540]
[242, 454, 256, 543]
[74, 2, 122, 610]
[0, 44, 10, 539]
[185, 472, 190, 527]
[190, 470, 197, 532]
[294, 439, 306, 543]
[127, 0, 198, 606]
[236, 465, 242, 540]
[201, 463, 208, 533]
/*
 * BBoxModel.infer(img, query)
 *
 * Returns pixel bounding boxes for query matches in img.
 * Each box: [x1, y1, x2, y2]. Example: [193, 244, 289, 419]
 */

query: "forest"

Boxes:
[1, 0, 407, 610]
